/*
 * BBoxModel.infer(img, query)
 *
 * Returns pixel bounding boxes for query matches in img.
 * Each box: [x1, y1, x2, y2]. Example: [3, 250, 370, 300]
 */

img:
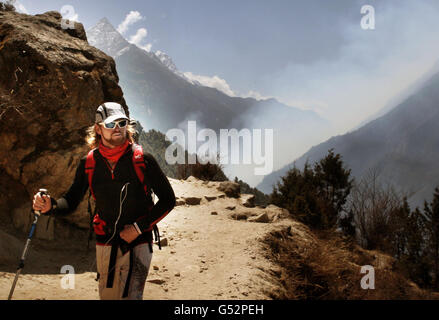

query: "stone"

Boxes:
[265, 204, 290, 221]
[217, 181, 241, 198]
[241, 194, 255, 208]
[175, 199, 186, 206]
[230, 213, 248, 221]
[247, 213, 270, 223]
[185, 176, 198, 182]
[147, 278, 166, 285]
[226, 206, 236, 210]
[204, 195, 217, 201]
[157, 237, 168, 247]
[211, 211, 218, 215]
[183, 197, 202, 205]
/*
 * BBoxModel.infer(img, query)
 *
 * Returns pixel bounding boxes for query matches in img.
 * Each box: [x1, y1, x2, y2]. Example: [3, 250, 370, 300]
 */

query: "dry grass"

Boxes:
[262, 226, 436, 300]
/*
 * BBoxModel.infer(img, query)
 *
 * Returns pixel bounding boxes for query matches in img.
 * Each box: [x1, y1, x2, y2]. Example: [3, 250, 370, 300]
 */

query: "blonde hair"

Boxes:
[85, 123, 137, 149]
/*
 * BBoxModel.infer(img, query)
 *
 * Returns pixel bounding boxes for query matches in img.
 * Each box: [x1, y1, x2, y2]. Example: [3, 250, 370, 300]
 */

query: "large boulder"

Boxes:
[0, 10, 128, 237]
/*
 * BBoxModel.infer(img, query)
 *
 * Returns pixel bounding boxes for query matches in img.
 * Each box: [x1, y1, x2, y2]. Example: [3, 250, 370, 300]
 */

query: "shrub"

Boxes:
[270, 149, 352, 230]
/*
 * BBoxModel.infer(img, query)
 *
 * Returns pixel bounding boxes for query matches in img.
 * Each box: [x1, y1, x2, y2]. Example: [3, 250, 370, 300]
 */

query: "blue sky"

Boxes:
[15, 0, 439, 134]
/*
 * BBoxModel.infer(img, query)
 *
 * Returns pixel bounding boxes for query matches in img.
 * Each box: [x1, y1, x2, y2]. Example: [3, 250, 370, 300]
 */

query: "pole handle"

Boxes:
[33, 188, 48, 216]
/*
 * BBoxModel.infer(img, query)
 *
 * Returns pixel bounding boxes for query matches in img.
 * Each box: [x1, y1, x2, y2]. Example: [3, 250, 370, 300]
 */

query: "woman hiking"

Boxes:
[32, 102, 176, 300]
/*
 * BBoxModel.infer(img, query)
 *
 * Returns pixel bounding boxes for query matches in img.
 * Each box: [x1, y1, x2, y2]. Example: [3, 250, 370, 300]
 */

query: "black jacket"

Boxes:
[53, 144, 176, 245]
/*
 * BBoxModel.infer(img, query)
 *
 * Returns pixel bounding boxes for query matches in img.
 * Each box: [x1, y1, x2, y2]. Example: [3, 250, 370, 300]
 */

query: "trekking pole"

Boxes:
[8, 188, 48, 300]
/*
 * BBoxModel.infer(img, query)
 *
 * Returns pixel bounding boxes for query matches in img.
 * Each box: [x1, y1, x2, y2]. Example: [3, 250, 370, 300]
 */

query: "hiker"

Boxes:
[32, 102, 176, 300]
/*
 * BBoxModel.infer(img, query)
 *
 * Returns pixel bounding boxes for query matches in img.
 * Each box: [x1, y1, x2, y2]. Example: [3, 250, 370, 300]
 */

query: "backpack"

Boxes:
[85, 143, 161, 250]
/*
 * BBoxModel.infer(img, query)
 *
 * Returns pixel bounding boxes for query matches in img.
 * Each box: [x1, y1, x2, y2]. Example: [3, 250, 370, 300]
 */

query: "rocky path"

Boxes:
[0, 177, 291, 300]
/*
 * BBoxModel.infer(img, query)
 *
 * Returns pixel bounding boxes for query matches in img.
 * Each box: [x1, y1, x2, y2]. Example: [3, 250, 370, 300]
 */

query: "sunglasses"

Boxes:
[101, 119, 128, 129]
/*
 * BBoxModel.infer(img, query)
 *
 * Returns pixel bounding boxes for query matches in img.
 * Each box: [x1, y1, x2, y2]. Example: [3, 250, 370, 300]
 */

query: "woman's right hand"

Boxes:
[32, 192, 52, 214]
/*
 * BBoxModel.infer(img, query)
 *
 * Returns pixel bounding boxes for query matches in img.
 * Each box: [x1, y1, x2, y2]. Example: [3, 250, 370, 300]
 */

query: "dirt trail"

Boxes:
[0, 178, 290, 300]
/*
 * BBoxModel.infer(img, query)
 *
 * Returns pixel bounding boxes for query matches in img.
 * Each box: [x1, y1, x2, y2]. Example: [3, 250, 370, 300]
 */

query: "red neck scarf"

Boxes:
[98, 140, 131, 164]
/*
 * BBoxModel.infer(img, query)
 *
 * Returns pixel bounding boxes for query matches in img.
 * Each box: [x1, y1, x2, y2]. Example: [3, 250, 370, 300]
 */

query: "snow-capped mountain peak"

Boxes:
[154, 50, 178, 73]
[87, 18, 194, 82]
[86, 17, 130, 57]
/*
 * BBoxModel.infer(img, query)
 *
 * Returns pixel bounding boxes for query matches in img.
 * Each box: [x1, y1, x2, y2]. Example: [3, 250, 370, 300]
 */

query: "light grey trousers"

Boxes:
[95, 243, 153, 300]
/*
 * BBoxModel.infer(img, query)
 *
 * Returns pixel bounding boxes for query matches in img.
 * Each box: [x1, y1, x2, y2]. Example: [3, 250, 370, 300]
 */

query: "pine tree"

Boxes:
[424, 187, 439, 289]
[270, 151, 352, 230]
[405, 207, 430, 286]
[389, 197, 411, 259]
[314, 149, 353, 229]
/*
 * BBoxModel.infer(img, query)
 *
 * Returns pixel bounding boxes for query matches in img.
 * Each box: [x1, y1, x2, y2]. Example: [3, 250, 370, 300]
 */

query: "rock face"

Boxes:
[0, 10, 128, 237]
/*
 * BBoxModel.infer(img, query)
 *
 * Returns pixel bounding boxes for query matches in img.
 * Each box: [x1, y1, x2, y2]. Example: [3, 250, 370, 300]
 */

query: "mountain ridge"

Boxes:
[257, 69, 439, 206]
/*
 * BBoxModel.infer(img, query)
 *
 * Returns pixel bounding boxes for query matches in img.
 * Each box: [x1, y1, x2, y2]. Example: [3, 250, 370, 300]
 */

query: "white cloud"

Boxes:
[129, 27, 147, 44]
[7, 0, 28, 13]
[182, 72, 282, 103]
[117, 11, 143, 34]
[183, 72, 236, 97]
[14, 1, 28, 14]
[128, 28, 152, 52]
[241, 90, 273, 101]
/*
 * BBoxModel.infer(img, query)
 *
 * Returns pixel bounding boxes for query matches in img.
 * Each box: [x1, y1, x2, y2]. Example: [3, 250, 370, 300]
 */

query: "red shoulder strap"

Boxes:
[85, 148, 97, 200]
[132, 144, 148, 195]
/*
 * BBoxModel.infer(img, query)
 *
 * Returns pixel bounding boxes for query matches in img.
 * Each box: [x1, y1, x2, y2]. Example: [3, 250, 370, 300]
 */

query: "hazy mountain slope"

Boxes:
[258, 70, 439, 207]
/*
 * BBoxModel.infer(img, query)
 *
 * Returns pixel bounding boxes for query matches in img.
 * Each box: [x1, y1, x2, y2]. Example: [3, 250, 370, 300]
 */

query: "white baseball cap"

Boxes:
[95, 102, 129, 124]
